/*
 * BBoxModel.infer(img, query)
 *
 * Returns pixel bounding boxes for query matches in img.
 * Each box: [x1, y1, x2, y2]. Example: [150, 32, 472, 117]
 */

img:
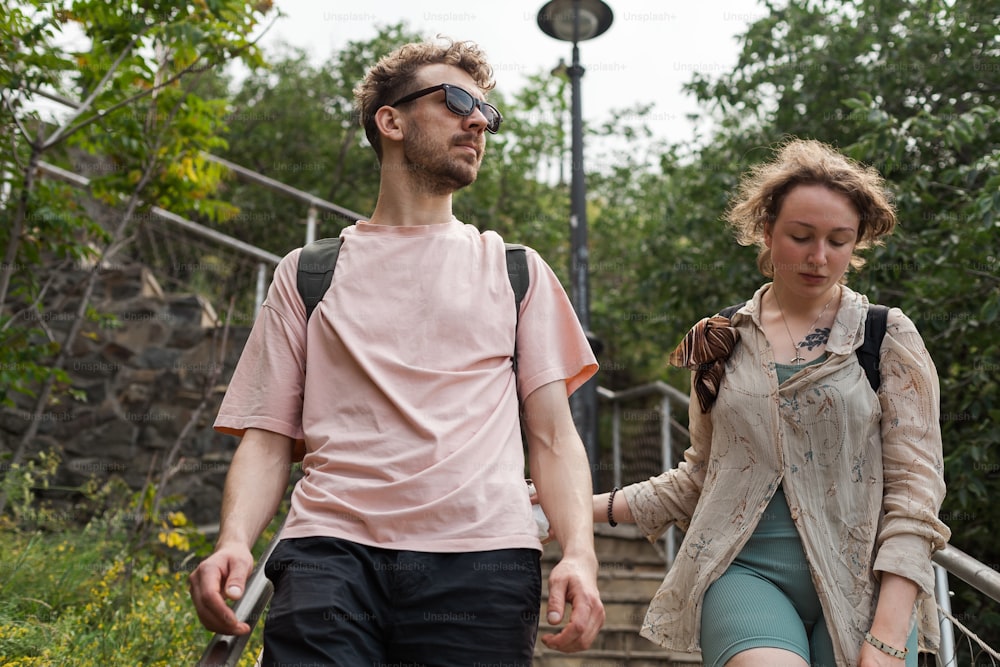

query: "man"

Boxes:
[189, 38, 604, 665]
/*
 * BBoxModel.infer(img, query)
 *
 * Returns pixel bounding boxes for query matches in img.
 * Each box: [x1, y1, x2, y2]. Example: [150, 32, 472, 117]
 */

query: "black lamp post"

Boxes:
[537, 0, 613, 486]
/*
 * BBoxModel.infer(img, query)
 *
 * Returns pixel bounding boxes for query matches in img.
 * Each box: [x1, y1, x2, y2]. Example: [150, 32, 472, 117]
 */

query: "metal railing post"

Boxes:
[254, 262, 267, 317]
[660, 392, 676, 568]
[934, 563, 956, 667]
[305, 205, 317, 245]
[598, 382, 688, 567]
[611, 400, 622, 488]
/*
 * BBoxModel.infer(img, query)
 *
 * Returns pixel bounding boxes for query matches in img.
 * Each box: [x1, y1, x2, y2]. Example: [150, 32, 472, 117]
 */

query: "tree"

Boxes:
[201, 23, 424, 258]
[0, 0, 271, 512]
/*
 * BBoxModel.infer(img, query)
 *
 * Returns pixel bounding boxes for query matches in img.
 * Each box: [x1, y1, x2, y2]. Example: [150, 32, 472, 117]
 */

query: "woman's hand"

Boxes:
[860, 573, 917, 667]
[527, 480, 556, 544]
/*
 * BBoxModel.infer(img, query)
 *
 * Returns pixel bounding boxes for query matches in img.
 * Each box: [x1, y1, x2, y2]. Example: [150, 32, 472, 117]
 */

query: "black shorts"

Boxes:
[261, 536, 542, 666]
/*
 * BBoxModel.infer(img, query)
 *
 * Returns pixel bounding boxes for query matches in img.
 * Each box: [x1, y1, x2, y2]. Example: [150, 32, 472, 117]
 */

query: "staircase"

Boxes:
[533, 524, 702, 667]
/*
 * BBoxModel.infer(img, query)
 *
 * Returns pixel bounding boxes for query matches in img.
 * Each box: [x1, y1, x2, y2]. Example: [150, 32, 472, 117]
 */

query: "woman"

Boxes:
[595, 139, 949, 667]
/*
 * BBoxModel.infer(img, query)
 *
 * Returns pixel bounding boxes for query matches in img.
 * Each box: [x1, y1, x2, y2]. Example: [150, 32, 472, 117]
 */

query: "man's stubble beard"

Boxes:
[401, 126, 482, 196]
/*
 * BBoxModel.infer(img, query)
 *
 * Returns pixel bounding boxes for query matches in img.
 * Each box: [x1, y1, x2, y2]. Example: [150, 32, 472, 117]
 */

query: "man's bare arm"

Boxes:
[189, 428, 293, 634]
[523, 379, 605, 652]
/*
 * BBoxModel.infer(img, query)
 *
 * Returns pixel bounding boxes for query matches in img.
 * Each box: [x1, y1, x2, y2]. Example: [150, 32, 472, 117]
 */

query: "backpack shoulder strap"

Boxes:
[718, 302, 746, 320]
[858, 304, 889, 392]
[295, 239, 530, 365]
[504, 243, 529, 374]
[297, 240, 526, 320]
[297, 237, 342, 322]
[718, 300, 887, 392]
[718, 302, 745, 320]
[504, 243, 528, 314]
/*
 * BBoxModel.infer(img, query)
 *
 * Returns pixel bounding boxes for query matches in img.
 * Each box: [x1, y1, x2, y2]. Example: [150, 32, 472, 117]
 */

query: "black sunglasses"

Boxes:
[390, 83, 503, 134]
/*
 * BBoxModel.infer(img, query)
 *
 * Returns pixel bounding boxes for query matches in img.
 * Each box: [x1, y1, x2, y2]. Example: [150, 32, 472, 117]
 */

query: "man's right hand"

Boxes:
[189, 543, 255, 635]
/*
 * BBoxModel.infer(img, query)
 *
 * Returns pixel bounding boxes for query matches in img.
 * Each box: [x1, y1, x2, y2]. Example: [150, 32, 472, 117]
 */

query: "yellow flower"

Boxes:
[158, 530, 190, 551]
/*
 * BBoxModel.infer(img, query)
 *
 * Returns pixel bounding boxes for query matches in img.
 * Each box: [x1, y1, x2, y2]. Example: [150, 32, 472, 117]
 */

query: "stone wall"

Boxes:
[1, 262, 251, 526]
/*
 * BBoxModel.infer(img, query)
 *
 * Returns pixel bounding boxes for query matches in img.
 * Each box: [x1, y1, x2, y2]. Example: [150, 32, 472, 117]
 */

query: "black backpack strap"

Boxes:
[858, 304, 889, 392]
[718, 302, 746, 320]
[295, 238, 530, 366]
[505, 243, 529, 373]
[505, 244, 528, 314]
[296, 237, 342, 321]
[714, 300, 887, 392]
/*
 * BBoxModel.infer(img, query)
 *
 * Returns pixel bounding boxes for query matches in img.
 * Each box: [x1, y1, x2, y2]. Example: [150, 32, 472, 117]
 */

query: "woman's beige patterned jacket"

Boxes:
[623, 284, 950, 666]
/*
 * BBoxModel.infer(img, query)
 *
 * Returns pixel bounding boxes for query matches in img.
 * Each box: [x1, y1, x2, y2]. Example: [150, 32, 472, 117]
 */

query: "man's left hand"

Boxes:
[539, 555, 605, 652]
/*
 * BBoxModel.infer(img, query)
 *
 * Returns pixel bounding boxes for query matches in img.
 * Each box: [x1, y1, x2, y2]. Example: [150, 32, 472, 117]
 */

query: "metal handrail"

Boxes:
[200, 153, 363, 224]
[195, 521, 285, 667]
[598, 381, 687, 568]
[35, 160, 286, 315]
[28, 86, 367, 222]
[37, 159, 287, 266]
[933, 542, 1000, 603]
[27, 91, 368, 307]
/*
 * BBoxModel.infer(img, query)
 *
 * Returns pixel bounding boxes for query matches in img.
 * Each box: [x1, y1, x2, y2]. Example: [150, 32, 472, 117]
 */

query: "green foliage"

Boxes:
[456, 72, 575, 273]
[0, 510, 275, 666]
[206, 23, 424, 254]
[580, 114, 761, 386]
[0, 450, 60, 526]
[0, 454, 279, 666]
[0, 0, 270, 411]
[0, 2, 75, 99]
[1, 535, 202, 667]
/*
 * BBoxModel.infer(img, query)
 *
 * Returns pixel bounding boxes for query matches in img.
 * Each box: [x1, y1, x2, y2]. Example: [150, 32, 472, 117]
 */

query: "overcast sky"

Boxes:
[257, 0, 766, 144]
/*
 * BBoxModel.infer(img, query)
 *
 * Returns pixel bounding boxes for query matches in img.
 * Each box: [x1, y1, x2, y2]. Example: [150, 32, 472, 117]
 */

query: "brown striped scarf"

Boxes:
[669, 315, 741, 413]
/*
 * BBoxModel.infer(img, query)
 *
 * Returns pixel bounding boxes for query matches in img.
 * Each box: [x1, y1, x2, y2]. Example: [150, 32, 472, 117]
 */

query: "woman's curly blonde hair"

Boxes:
[354, 38, 495, 162]
[727, 138, 897, 277]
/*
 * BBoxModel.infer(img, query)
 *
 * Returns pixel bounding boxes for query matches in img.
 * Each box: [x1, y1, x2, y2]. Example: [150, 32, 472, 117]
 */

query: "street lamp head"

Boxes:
[537, 0, 613, 43]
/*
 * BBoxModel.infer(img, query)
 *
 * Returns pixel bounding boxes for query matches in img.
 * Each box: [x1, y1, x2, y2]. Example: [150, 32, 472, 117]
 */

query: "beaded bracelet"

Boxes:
[607, 487, 620, 527]
[864, 631, 907, 660]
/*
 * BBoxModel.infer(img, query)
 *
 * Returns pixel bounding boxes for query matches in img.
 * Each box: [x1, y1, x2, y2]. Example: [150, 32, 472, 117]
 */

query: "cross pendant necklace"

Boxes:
[774, 289, 836, 364]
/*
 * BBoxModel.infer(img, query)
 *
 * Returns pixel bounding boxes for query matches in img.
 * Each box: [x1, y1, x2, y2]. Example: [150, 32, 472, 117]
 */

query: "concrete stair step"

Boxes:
[542, 525, 669, 569]
[532, 647, 702, 667]
[535, 623, 668, 653]
[534, 597, 655, 631]
[541, 571, 664, 598]
[531, 524, 705, 666]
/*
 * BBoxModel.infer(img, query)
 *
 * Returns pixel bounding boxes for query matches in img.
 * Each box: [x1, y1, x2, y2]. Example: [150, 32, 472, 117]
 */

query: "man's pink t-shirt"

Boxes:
[214, 220, 597, 553]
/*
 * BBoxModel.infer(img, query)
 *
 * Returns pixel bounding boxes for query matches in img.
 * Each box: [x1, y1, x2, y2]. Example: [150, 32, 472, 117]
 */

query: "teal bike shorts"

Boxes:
[700, 489, 917, 667]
